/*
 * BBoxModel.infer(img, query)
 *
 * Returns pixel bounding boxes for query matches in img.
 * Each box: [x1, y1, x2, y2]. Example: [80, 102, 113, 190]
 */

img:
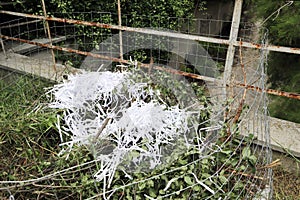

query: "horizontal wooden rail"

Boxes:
[0, 10, 229, 45]
[0, 19, 42, 29]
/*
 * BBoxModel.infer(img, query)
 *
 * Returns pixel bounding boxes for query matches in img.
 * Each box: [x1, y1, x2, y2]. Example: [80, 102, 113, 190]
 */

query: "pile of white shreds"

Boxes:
[47, 67, 192, 190]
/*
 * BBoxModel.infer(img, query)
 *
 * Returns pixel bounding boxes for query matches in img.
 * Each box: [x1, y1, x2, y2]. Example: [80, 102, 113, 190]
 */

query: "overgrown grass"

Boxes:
[0, 75, 102, 199]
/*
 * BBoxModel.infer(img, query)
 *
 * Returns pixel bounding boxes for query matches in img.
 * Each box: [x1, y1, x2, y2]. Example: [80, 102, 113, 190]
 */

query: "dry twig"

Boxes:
[257, 159, 281, 170]
[229, 169, 265, 180]
[94, 118, 111, 142]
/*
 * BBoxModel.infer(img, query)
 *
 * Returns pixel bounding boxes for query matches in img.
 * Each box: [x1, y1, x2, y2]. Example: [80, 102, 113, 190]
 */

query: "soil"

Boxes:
[272, 151, 300, 200]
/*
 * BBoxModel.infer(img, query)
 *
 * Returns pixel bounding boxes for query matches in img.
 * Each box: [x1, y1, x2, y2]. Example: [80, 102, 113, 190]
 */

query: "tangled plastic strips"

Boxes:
[48, 68, 194, 189]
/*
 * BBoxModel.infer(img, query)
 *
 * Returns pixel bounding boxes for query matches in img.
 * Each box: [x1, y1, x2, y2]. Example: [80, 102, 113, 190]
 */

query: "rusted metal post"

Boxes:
[0, 29, 7, 58]
[41, 0, 57, 74]
[118, 0, 123, 60]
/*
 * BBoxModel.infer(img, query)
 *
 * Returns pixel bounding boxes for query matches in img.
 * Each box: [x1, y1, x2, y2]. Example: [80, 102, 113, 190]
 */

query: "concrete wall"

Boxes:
[269, 117, 300, 157]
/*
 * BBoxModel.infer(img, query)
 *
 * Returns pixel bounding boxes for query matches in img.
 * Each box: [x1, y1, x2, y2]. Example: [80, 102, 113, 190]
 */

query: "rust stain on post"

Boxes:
[41, 0, 57, 74]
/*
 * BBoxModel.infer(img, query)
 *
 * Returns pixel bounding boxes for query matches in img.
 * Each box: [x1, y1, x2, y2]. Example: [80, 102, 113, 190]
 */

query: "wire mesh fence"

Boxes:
[0, 10, 273, 200]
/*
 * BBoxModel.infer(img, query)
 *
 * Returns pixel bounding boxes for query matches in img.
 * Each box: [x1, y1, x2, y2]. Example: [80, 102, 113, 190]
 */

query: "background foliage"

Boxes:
[6, 0, 203, 68]
[247, 0, 300, 123]
[10, 0, 198, 30]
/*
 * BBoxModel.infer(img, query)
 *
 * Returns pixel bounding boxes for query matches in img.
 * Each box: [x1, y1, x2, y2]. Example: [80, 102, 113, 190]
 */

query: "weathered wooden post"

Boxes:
[223, 0, 243, 89]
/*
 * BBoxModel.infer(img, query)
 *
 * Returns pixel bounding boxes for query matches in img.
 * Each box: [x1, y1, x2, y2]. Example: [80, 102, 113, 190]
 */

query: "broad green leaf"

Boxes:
[248, 155, 258, 165]
[242, 147, 251, 159]
[194, 185, 201, 191]
[184, 176, 193, 185]
[221, 150, 232, 155]
[159, 189, 165, 195]
[219, 175, 228, 184]
[147, 180, 154, 187]
[149, 188, 157, 197]
[138, 182, 146, 190]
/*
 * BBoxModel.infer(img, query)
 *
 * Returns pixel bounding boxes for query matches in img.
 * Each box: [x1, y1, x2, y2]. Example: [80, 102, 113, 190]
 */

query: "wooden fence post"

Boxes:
[223, 0, 243, 89]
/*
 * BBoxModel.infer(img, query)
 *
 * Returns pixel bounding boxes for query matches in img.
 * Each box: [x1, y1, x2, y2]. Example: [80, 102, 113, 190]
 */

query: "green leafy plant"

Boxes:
[0, 70, 266, 199]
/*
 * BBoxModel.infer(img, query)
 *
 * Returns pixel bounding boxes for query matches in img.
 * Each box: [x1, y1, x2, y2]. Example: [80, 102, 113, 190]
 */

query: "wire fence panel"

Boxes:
[0, 9, 275, 200]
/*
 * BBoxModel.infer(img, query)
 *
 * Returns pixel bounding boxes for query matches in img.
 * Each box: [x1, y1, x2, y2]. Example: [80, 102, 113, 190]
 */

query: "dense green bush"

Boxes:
[8, 0, 202, 66]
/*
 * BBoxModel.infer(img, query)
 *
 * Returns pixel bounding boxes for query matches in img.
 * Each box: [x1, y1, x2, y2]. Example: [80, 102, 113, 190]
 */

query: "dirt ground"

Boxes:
[272, 151, 300, 200]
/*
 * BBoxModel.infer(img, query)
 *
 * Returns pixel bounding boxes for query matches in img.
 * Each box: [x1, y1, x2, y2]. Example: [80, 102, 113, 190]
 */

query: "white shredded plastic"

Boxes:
[48, 68, 191, 191]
